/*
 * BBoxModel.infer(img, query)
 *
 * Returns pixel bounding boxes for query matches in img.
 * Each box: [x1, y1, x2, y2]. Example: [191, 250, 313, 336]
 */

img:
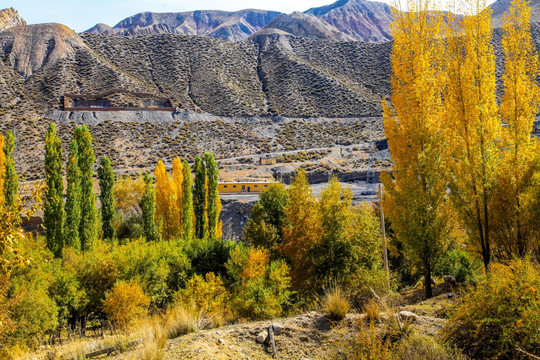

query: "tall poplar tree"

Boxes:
[382, 1, 451, 298]
[492, 0, 540, 258]
[141, 173, 159, 242]
[73, 125, 97, 251]
[444, 2, 501, 271]
[44, 123, 64, 257]
[64, 140, 81, 250]
[204, 152, 220, 239]
[172, 158, 184, 237]
[193, 155, 207, 239]
[0, 135, 5, 207]
[98, 156, 116, 241]
[4, 131, 19, 208]
[181, 160, 194, 241]
[154, 161, 177, 240]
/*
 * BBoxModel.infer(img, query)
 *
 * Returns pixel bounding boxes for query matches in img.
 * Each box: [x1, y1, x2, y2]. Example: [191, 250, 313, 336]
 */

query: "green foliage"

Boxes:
[204, 153, 219, 239]
[181, 161, 194, 241]
[73, 125, 98, 251]
[226, 245, 292, 319]
[64, 140, 81, 251]
[444, 258, 540, 359]
[193, 156, 207, 239]
[3, 131, 18, 208]
[44, 123, 64, 257]
[435, 249, 482, 284]
[98, 156, 116, 240]
[141, 173, 159, 242]
[184, 237, 235, 279]
[244, 183, 289, 258]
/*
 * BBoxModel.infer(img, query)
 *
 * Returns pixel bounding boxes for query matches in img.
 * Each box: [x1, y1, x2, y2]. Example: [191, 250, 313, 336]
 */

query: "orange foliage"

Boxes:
[104, 280, 150, 331]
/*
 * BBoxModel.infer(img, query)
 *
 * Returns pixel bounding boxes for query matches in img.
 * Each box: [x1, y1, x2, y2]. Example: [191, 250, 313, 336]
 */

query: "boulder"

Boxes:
[444, 275, 457, 287]
[272, 323, 284, 335]
[256, 330, 268, 344]
[399, 311, 420, 323]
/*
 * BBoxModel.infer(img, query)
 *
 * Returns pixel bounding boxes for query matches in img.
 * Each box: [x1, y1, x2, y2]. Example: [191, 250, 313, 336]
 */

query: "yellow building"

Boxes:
[218, 182, 276, 194]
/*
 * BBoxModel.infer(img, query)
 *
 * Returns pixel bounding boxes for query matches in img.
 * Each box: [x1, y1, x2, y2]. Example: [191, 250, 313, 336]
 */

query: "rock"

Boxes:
[272, 323, 284, 335]
[217, 338, 225, 346]
[447, 293, 454, 299]
[399, 311, 420, 323]
[444, 275, 457, 287]
[256, 331, 268, 344]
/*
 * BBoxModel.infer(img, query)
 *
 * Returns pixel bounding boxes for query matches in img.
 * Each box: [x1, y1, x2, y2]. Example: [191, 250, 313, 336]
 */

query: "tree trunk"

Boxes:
[425, 263, 433, 299]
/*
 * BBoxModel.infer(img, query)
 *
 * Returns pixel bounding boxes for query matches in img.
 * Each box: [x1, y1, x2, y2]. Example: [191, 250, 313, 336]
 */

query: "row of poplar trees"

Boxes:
[146, 154, 222, 242]
[0, 131, 21, 211]
[44, 123, 222, 256]
[383, 0, 540, 297]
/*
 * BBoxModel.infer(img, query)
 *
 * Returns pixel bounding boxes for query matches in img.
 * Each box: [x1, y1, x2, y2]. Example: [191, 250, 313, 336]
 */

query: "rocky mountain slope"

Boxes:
[0, 8, 25, 32]
[490, 0, 540, 27]
[265, 12, 356, 41]
[305, 0, 394, 41]
[85, 9, 283, 41]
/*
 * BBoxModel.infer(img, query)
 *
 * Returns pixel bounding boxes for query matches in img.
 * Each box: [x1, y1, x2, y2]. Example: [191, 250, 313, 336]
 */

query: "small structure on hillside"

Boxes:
[218, 182, 275, 194]
[260, 155, 277, 165]
[63, 89, 175, 111]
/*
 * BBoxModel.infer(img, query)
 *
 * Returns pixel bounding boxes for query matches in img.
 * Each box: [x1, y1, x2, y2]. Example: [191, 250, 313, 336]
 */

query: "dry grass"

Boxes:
[320, 284, 350, 321]
[163, 304, 211, 339]
[364, 298, 381, 323]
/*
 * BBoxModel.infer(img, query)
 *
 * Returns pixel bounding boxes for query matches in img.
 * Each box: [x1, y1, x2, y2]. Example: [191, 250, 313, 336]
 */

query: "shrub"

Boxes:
[176, 272, 231, 326]
[336, 324, 392, 360]
[435, 249, 482, 284]
[227, 246, 292, 319]
[164, 305, 210, 339]
[396, 333, 467, 360]
[321, 284, 350, 321]
[364, 299, 381, 323]
[185, 237, 236, 279]
[443, 258, 540, 359]
[104, 280, 151, 331]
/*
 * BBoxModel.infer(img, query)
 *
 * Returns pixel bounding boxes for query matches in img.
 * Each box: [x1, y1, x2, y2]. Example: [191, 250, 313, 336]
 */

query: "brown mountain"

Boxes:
[490, 0, 540, 27]
[0, 8, 26, 32]
[304, 0, 394, 42]
[263, 12, 356, 41]
[84, 10, 283, 41]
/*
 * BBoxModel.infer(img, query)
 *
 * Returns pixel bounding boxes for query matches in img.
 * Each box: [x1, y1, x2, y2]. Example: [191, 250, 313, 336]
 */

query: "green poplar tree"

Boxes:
[141, 173, 159, 242]
[64, 140, 81, 250]
[204, 152, 219, 239]
[4, 131, 19, 208]
[44, 123, 64, 257]
[73, 125, 97, 251]
[182, 160, 194, 241]
[98, 156, 116, 240]
[193, 155, 207, 239]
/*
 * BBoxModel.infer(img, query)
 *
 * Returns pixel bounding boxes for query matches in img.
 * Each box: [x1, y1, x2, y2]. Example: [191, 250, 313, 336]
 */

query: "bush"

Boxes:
[336, 324, 392, 360]
[435, 249, 481, 284]
[185, 237, 236, 279]
[226, 246, 292, 319]
[104, 280, 150, 331]
[177, 272, 231, 326]
[321, 284, 350, 321]
[396, 333, 467, 360]
[443, 258, 540, 359]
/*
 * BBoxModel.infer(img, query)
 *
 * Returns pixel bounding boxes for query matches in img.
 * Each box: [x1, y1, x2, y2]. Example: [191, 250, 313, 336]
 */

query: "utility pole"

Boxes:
[379, 183, 390, 290]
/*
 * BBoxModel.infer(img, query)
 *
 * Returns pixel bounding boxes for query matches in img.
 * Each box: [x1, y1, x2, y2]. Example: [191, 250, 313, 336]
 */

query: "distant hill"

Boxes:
[304, 0, 394, 42]
[84, 10, 283, 41]
[0, 8, 26, 32]
[490, 0, 540, 27]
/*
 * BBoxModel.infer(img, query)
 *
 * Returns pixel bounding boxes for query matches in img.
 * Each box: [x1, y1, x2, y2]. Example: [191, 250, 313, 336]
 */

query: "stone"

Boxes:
[399, 311, 420, 323]
[217, 338, 225, 346]
[272, 323, 284, 335]
[444, 275, 457, 287]
[256, 331, 268, 344]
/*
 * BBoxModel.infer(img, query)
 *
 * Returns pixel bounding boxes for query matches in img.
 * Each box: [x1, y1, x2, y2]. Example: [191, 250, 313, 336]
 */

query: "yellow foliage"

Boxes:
[176, 272, 230, 325]
[113, 175, 145, 215]
[104, 280, 150, 331]
[240, 247, 269, 282]
[154, 161, 180, 240]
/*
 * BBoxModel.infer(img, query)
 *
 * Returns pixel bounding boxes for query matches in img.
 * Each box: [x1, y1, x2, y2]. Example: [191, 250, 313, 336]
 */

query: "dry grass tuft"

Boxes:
[321, 284, 350, 321]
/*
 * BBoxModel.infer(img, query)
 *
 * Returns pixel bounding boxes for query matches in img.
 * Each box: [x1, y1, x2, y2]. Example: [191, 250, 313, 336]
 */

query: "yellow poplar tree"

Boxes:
[172, 158, 184, 238]
[382, 0, 451, 298]
[444, 1, 502, 271]
[154, 161, 177, 240]
[492, 0, 540, 258]
[280, 169, 322, 292]
[0, 135, 5, 207]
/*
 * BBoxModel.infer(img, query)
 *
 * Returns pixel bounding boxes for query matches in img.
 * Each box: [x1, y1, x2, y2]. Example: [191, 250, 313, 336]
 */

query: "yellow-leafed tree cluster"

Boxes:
[384, 0, 540, 298]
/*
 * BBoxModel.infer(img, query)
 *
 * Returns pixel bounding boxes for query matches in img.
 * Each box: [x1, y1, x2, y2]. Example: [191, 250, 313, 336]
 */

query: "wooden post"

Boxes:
[267, 325, 277, 359]
[379, 184, 390, 290]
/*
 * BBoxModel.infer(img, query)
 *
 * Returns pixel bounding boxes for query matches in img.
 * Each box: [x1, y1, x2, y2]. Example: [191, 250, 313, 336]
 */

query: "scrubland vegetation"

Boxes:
[0, 0, 539, 358]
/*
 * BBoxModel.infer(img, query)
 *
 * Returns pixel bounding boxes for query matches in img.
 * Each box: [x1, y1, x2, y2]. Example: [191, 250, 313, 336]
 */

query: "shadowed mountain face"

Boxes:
[85, 10, 283, 41]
